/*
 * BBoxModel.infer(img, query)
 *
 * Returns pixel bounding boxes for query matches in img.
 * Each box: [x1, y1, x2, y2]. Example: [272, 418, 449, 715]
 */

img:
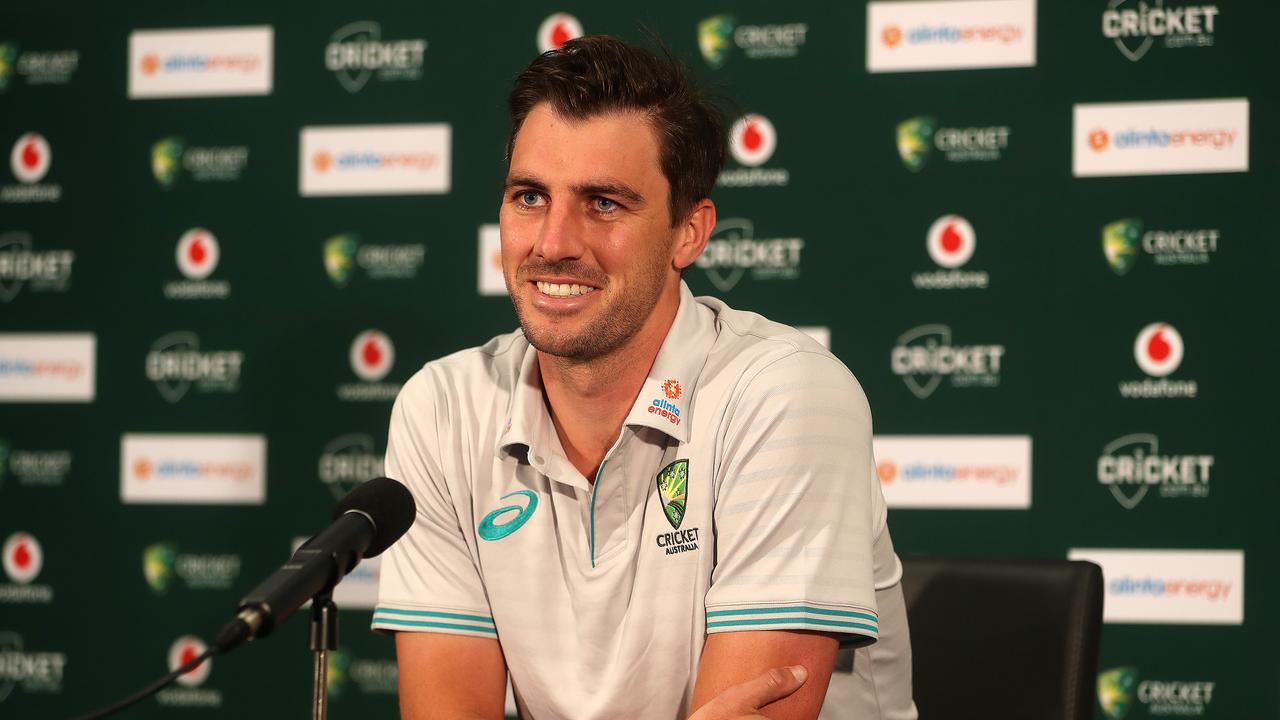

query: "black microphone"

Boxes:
[213, 477, 415, 653]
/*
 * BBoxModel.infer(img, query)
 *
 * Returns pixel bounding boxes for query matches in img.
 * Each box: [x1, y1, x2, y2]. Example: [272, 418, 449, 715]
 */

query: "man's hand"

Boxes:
[688, 666, 809, 720]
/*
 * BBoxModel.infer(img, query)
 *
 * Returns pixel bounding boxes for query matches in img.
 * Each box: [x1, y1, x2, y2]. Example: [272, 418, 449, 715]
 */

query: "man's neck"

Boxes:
[538, 285, 681, 481]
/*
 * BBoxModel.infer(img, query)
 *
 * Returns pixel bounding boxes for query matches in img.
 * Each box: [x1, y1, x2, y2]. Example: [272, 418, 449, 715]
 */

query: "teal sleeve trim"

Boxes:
[371, 617, 499, 635]
[373, 606, 494, 625]
[706, 617, 879, 633]
[706, 605, 878, 623]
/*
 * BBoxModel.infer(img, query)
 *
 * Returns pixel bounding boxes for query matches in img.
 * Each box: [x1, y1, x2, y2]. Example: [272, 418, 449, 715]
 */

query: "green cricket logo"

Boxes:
[698, 15, 735, 69]
[656, 459, 689, 529]
[1103, 218, 1142, 276]
[0, 43, 17, 91]
[143, 542, 178, 594]
[896, 116, 936, 172]
[1097, 666, 1139, 720]
[151, 136, 185, 188]
[324, 234, 359, 286]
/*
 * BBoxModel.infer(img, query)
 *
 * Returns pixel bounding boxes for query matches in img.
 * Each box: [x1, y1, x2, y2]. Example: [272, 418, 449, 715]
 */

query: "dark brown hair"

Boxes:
[506, 35, 726, 227]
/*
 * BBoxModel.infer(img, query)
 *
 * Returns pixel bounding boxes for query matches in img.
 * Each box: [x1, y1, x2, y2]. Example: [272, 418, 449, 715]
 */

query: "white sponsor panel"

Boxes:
[300, 124, 451, 196]
[1073, 98, 1249, 177]
[477, 224, 507, 296]
[1068, 548, 1244, 625]
[128, 26, 273, 98]
[874, 435, 1031, 509]
[292, 537, 381, 610]
[121, 434, 266, 504]
[867, 0, 1036, 73]
[0, 333, 95, 402]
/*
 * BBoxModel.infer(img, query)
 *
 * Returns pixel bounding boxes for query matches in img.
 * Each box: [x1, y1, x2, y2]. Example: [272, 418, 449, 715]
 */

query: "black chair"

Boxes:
[901, 557, 1104, 720]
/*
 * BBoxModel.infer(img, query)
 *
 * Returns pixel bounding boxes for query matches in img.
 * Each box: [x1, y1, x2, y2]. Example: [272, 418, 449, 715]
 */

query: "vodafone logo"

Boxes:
[2, 532, 42, 584]
[728, 115, 777, 167]
[175, 228, 220, 279]
[538, 13, 583, 53]
[926, 215, 975, 268]
[350, 330, 394, 381]
[168, 636, 211, 687]
[1134, 323, 1184, 377]
[10, 132, 51, 183]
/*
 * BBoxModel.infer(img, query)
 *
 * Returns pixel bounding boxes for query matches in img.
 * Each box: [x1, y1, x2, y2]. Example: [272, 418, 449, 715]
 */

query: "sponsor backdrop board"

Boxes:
[0, 2, 1276, 719]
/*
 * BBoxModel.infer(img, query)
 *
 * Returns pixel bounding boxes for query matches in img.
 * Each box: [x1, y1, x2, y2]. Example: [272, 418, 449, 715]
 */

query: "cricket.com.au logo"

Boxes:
[897, 116, 1010, 172]
[0, 231, 74, 303]
[143, 542, 241, 594]
[324, 233, 425, 285]
[1102, 218, 1219, 275]
[1097, 434, 1213, 510]
[0, 42, 78, 92]
[318, 433, 384, 500]
[325, 21, 426, 93]
[0, 440, 70, 488]
[1098, 666, 1216, 719]
[655, 459, 699, 556]
[151, 136, 249, 188]
[891, 324, 1005, 399]
[145, 331, 244, 403]
[697, 15, 808, 69]
[0, 632, 66, 702]
[694, 218, 803, 292]
[1103, 1, 1219, 62]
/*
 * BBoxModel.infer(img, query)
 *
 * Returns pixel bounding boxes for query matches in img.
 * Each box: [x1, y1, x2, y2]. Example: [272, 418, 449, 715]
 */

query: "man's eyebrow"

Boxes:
[504, 174, 548, 192]
[572, 179, 644, 205]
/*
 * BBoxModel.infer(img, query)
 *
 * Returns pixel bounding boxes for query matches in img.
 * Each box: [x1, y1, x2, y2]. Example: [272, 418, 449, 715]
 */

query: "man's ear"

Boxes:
[673, 199, 716, 271]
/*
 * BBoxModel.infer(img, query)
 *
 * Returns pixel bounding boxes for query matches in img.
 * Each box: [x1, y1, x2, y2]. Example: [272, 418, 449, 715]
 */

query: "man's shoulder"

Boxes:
[398, 328, 528, 404]
[697, 294, 855, 384]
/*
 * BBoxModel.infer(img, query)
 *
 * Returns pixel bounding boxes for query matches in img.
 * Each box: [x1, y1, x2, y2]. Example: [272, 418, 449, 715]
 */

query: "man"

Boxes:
[375, 36, 915, 720]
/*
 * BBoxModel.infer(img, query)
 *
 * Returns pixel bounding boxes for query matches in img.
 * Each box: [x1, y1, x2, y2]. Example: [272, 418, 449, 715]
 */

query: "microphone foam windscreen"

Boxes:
[334, 477, 417, 558]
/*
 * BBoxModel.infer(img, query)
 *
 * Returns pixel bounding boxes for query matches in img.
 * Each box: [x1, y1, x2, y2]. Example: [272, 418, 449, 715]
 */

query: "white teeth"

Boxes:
[537, 281, 596, 298]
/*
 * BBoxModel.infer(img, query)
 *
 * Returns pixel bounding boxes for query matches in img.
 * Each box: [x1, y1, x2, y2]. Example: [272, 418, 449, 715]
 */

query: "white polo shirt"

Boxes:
[374, 282, 916, 719]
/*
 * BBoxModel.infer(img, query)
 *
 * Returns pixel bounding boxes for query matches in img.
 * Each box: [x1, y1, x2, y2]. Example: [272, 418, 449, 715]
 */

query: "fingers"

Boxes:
[718, 665, 809, 712]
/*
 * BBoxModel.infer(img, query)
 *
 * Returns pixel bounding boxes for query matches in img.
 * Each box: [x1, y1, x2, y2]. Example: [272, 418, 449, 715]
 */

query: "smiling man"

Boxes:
[374, 36, 915, 720]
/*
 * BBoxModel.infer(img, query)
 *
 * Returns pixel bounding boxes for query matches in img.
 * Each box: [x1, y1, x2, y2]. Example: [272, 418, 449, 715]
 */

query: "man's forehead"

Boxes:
[510, 104, 664, 178]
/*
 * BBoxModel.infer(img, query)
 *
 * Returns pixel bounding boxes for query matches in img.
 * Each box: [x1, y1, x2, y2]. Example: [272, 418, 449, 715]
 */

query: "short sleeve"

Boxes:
[373, 368, 497, 639]
[704, 351, 885, 647]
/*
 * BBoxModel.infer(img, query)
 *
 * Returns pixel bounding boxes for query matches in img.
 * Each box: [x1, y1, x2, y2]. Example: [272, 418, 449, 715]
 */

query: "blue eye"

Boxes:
[519, 191, 541, 206]
[594, 198, 618, 212]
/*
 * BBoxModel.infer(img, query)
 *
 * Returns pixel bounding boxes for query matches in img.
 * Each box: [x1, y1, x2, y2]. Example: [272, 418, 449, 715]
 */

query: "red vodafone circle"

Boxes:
[11, 132, 51, 184]
[351, 330, 395, 381]
[2, 532, 42, 584]
[168, 635, 212, 687]
[176, 228, 220, 280]
[537, 13, 583, 53]
[926, 215, 976, 269]
[728, 114, 777, 167]
[1134, 323, 1184, 377]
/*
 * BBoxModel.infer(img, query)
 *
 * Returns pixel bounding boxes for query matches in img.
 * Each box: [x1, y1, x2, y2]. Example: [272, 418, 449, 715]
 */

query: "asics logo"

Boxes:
[477, 490, 538, 541]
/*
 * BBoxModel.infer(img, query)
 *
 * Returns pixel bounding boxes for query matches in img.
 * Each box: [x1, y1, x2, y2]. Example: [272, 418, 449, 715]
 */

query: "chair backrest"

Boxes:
[901, 556, 1104, 720]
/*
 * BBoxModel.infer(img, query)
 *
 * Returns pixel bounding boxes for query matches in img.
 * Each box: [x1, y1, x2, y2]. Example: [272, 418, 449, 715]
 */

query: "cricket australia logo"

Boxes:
[656, 459, 688, 529]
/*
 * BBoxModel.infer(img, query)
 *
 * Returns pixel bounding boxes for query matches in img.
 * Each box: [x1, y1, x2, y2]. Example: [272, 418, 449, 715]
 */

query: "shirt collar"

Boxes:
[496, 281, 716, 465]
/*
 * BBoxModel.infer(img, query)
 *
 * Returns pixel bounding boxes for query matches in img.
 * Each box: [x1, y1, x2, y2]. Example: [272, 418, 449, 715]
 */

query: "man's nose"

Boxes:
[533, 200, 586, 261]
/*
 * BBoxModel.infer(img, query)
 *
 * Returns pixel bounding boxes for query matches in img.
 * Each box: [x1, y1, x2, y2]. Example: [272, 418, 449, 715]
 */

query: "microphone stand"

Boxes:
[309, 590, 339, 720]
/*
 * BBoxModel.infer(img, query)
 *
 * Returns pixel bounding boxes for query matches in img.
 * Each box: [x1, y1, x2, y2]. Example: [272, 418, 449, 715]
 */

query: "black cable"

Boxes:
[70, 647, 214, 720]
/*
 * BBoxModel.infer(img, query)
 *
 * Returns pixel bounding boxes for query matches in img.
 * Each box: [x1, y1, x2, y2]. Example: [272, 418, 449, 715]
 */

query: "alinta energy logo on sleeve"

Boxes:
[1097, 434, 1213, 510]
[143, 542, 240, 594]
[0, 332, 95, 402]
[325, 21, 426, 93]
[157, 636, 220, 708]
[0, 231, 74, 302]
[0, 42, 79, 91]
[128, 26, 272, 99]
[0, 440, 71, 488]
[318, 433, 384, 500]
[1, 532, 53, 604]
[145, 331, 243, 403]
[1102, 218, 1219, 275]
[1102, 1, 1219, 62]
[164, 228, 230, 300]
[0, 632, 67, 702]
[300, 124, 451, 196]
[151, 136, 249, 188]
[120, 433, 266, 505]
[912, 215, 989, 290]
[477, 224, 507, 296]
[695, 218, 803, 292]
[891, 324, 1005, 399]
[337, 330, 400, 402]
[1068, 548, 1243, 625]
[323, 234, 425, 286]
[537, 13, 583, 53]
[718, 114, 788, 188]
[867, 0, 1036, 73]
[2, 132, 61, 204]
[1097, 666, 1217, 720]
[1074, 98, 1248, 177]
[1120, 322, 1197, 399]
[874, 435, 1031, 509]
[896, 116, 1011, 171]
[697, 14, 808, 69]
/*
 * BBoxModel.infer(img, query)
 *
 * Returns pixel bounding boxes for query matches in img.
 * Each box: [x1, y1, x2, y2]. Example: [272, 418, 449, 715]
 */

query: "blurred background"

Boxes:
[1, 1, 1277, 718]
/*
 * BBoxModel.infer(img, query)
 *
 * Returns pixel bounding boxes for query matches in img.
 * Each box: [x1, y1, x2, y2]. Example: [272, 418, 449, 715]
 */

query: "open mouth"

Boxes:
[534, 281, 598, 298]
